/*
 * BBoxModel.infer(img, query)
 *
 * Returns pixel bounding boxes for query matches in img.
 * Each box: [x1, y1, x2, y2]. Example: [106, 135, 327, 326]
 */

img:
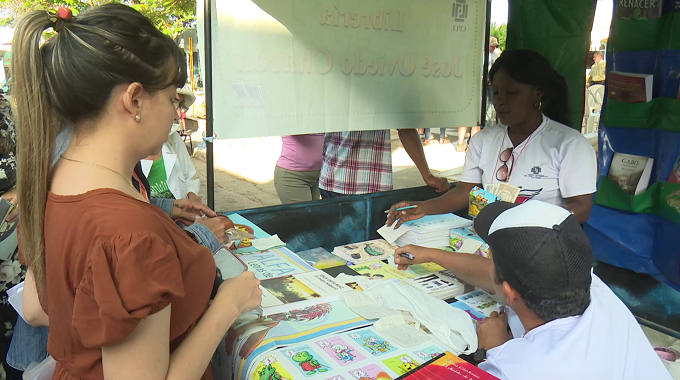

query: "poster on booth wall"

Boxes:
[198, 0, 486, 139]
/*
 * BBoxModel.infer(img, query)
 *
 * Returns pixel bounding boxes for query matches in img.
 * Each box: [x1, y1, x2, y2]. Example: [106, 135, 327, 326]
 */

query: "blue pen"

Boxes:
[384, 205, 418, 214]
[399, 253, 415, 260]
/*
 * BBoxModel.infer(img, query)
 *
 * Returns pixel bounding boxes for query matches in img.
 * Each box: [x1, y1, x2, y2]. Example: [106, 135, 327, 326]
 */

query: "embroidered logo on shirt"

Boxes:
[516, 188, 543, 204]
[525, 166, 548, 179]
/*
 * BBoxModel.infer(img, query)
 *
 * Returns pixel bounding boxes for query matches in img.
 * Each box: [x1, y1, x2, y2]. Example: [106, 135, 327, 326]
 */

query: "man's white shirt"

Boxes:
[479, 274, 672, 380]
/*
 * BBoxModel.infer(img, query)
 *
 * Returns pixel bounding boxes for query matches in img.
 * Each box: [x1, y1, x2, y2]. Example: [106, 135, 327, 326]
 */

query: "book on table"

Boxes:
[607, 152, 654, 195]
[608, 72, 653, 103]
[295, 246, 348, 269]
[406, 270, 465, 300]
[236, 247, 315, 280]
[332, 239, 398, 264]
[395, 214, 472, 248]
[258, 271, 354, 316]
[349, 260, 417, 281]
[396, 351, 499, 380]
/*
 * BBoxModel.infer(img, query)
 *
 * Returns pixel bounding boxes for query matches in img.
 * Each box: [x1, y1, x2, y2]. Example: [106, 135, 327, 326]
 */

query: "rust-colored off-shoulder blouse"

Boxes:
[43, 189, 216, 380]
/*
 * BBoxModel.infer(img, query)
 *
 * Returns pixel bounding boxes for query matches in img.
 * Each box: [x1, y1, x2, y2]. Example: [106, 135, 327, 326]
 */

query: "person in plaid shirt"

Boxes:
[319, 129, 450, 197]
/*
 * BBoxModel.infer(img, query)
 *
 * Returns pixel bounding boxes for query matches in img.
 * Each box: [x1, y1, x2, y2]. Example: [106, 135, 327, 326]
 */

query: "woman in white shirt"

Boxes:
[387, 50, 597, 224]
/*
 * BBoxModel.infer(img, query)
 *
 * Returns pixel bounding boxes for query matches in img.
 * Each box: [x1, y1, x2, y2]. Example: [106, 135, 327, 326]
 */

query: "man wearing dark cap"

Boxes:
[395, 200, 670, 380]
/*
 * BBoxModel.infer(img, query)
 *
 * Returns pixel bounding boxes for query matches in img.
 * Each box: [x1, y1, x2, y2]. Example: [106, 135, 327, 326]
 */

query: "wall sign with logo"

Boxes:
[200, 0, 486, 139]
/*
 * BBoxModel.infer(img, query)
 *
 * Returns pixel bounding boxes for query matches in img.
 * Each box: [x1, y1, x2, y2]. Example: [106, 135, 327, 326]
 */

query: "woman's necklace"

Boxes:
[60, 155, 137, 192]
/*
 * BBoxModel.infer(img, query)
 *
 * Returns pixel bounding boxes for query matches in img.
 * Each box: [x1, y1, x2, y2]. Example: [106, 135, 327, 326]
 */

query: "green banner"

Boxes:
[507, 0, 597, 130]
[594, 177, 680, 224]
[609, 12, 680, 53]
[602, 98, 680, 132]
[204, 0, 486, 139]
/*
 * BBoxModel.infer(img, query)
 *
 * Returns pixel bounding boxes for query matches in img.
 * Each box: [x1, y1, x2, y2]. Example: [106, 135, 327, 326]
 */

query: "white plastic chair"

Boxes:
[583, 85, 605, 134]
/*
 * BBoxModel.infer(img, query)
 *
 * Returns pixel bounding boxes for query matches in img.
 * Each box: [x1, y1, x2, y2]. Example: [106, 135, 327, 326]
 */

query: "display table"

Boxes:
[213, 185, 680, 379]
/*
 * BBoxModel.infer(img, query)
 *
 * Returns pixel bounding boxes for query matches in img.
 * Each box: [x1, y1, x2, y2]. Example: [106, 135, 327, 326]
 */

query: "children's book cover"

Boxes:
[260, 271, 351, 310]
[456, 290, 500, 316]
[349, 364, 393, 380]
[449, 301, 486, 324]
[350, 260, 416, 281]
[395, 351, 500, 380]
[449, 227, 491, 258]
[468, 187, 501, 218]
[235, 302, 372, 380]
[251, 355, 294, 380]
[334, 240, 397, 264]
[323, 376, 350, 380]
[347, 328, 398, 357]
[227, 213, 272, 254]
[238, 248, 314, 280]
[314, 336, 367, 366]
[382, 354, 420, 376]
[411, 345, 446, 362]
[297, 247, 348, 269]
[281, 345, 332, 377]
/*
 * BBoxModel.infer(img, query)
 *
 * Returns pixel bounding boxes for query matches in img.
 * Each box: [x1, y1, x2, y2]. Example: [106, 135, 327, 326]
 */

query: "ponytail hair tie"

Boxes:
[47, 6, 74, 32]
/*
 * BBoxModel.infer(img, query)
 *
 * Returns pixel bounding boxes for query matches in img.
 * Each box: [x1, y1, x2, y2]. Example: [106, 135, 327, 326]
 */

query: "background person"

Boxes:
[274, 134, 324, 204]
[320, 129, 450, 198]
[142, 85, 201, 201]
[587, 51, 606, 86]
[423, 128, 449, 145]
[13, 5, 261, 380]
[387, 50, 597, 225]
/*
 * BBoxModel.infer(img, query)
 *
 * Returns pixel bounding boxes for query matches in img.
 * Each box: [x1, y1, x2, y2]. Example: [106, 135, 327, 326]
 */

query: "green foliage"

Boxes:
[490, 22, 507, 51]
[0, 0, 195, 37]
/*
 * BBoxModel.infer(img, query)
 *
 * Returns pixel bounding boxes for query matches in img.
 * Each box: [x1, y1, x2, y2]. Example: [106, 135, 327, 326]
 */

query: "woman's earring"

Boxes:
[135, 115, 141, 122]
[535, 101, 542, 110]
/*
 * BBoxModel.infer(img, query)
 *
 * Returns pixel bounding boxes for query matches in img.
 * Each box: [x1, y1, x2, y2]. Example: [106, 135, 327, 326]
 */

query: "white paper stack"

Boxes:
[395, 214, 472, 248]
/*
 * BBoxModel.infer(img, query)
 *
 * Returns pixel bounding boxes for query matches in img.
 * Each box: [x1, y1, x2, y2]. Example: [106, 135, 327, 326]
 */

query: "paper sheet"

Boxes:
[251, 234, 286, 250]
[457, 238, 484, 254]
[377, 224, 410, 244]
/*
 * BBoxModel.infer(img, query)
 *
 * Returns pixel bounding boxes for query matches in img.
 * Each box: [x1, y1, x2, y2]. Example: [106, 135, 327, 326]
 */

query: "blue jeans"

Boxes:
[424, 128, 447, 139]
[6, 318, 49, 371]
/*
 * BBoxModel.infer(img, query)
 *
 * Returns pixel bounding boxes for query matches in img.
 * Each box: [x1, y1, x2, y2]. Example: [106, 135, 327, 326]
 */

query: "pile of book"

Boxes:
[394, 214, 472, 248]
[331, 239, 397, 264]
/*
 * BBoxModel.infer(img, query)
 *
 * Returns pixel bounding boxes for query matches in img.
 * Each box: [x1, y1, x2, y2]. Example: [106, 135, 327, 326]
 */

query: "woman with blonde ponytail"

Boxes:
[13, 5, 262, 380]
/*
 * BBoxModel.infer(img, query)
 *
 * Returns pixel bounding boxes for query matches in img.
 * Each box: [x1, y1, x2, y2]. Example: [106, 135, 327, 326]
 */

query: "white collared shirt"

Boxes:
[479, 274, 672, 380]
[460, 115, 597, 205]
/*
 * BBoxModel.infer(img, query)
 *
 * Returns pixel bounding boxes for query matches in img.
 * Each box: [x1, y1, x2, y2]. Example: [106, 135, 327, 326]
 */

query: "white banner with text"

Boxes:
[199, 0, 486, 139]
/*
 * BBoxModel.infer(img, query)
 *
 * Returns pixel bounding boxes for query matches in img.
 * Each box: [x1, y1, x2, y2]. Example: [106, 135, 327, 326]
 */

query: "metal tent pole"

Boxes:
[479, 0, 493, 129]
[203, 0, 215, 210]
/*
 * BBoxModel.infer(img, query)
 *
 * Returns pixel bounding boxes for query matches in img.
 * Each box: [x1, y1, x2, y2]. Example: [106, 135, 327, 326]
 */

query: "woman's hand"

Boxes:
[186, 192, 202, 204]
[2, 188, 19, 223]
[214, 271, 262, 315]
[194, 217, 227, 244]
[386, 201, 425, 229]
[394, 245, 437, 270]
[172, 198, 216, 221]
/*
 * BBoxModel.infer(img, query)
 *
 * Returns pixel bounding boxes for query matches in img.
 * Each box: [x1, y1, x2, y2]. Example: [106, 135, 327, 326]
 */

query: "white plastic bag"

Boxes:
[345, 280, 478, 355]
[7, 281, 25, 322]
[23, 356, 56, 380]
